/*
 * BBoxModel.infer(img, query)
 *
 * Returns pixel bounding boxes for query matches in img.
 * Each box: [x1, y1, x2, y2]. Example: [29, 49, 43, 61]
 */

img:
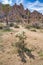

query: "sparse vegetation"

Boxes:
[0, 23, 4, 29]
[38, 50, 43, 58]
[31, 29, 36, 32]
[0, 3, 43, 65]
[32, 23, 41, 29]
[0, 25, 43, 65]
[14, 24, 19, 28]
[9, 23, 14, 27]
[3, 28, 12, 32]
[25, 22, 43, 31]
[25, 24, 31, 29]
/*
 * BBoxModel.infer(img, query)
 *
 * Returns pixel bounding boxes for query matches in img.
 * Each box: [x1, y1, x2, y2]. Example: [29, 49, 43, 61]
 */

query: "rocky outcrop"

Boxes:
[0, 3, 43, 24]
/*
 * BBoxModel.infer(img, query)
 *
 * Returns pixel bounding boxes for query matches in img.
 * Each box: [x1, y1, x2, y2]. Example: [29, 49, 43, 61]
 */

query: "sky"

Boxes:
[0, 0, 43, 14]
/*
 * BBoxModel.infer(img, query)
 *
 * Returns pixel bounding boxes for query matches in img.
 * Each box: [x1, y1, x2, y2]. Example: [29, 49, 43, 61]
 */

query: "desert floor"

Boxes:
[0, 26, 43, 65]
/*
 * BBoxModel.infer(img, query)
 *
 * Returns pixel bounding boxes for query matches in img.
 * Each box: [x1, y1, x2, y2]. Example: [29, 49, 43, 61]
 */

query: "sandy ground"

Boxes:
[0, 27, 43, 65]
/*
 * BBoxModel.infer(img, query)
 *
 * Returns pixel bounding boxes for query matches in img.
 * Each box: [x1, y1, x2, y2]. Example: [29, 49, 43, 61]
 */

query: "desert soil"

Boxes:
[0, 27, 43, 65]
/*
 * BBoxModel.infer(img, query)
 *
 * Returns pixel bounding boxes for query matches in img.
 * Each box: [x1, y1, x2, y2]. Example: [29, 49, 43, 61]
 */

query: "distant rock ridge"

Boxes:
[0, 3, 43, 23]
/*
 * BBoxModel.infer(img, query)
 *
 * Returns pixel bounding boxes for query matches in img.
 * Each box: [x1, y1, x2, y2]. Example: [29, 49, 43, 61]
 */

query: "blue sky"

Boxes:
[0, 0, 43, 14]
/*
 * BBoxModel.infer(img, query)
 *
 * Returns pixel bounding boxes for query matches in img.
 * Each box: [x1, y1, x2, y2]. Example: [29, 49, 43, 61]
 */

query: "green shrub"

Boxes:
[0, 23, 4, 29]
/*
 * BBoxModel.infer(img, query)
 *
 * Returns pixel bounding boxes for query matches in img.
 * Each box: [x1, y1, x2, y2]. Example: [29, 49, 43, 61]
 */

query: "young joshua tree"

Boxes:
[16, 31, 27, 50]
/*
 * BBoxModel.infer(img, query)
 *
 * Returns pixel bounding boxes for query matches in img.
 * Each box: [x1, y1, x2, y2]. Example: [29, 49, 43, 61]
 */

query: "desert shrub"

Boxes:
[0, 23, 4, 29]
[25, 23, 42, 30]
[15, 19, 21, 23]
[14, 24, 19, 28]
[25, 25, 30, 29]
[26, 22, 43, 29]
[9, 23, 14, 27]
[31, 29, 36, 32]
[25, 24, 32, 29]
[38, 50, 43, 58]
[32, 23, 41, 29]
[3, 26, 12, 32]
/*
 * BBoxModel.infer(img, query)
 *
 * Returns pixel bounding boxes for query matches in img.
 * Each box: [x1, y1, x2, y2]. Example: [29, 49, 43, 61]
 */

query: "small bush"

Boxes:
[14, 24, 19, 28]
[31, 29, 36, 32]
[0, 23, 4, 29]
[3, 26, 12, 32]
[32, 23, 41, 29]
[25, 22, 42, 29]
[10, 23, 14, 27]
[25, 25, 31, 29]
[38, 50, 43, 58]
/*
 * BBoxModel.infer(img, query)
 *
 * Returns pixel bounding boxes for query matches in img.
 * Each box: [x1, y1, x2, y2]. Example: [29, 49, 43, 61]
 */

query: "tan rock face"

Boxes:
[0, 3, 43, 24]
